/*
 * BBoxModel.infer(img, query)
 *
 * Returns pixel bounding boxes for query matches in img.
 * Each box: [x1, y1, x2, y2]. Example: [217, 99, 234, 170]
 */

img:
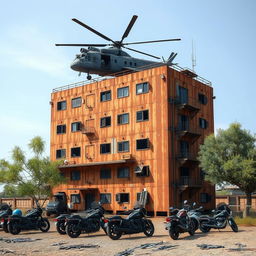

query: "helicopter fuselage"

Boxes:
[71, 47, 156, 76]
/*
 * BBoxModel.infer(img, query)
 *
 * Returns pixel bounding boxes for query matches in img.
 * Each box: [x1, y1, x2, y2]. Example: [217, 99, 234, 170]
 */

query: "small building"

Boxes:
[50, 64, 215, 216]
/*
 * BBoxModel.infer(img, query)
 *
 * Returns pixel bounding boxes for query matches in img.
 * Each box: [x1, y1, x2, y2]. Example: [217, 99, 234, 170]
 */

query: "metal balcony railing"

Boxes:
[174, 97, 200, 113]
[176, 126, 201, 141]
[178, 176, 202, 187]
[81, 126, 95, 135]
[176, 152, 199, 165]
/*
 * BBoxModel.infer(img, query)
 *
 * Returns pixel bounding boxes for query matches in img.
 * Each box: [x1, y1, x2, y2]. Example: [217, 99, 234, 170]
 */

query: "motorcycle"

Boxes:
[104, 207, 154, 240]
[0, 204, 12, 233]
[53, 214, 71, 235]
[199, 203, 238, 233]
[165, 206, 195, 240]
[7, 201, 50, 235]
[65, 203, 106, 238]
[186, 202, 203, 231]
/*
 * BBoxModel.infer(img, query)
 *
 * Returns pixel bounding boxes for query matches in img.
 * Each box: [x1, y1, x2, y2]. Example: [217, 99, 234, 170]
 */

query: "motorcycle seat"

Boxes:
[108, 216, 124, 221]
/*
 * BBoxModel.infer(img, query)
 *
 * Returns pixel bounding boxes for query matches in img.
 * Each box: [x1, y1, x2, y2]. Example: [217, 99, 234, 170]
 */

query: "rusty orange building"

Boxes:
[50, 64, 215, 216]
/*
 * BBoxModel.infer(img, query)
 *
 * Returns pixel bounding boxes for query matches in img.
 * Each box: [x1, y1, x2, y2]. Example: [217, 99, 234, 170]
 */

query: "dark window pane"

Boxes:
[136, 82, 149, 94]
[136, 139, 150, 150]
[180, 167, 189, 176]
[180, 141, 189, 156]
[100, 168, 111, 179]
[71, 147, 81, 157]
[100, 143, 111, 154]
[57, 101, 67, 111]
[177, 86, 188, 104]
[198, 93, 208, 105]
[71, 122, 81, 132]
[56, 149, 66, 159]
[117, 113, 129, 125]
[117, 87, 129, 98]
[117, 141, 129, 152]
[117, 167, 130, 178]
[56, 125, 66, 134]
[72, 97, 82, 108]
[136, 110, 149, 122]
[100, 116, 111, 127]
[71, 194, 81, 203]
[100, 90, 111, 102]
[71, 170, 80, 180]
[100, 193, 111, 204]
[116, 193, 129, 203]
[199, 118, 208, 129]
[178, 115, 189, 130]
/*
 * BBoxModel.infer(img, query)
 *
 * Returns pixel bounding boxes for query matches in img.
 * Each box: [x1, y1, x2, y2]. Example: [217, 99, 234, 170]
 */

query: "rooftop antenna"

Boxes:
[192, 40, 196, 71]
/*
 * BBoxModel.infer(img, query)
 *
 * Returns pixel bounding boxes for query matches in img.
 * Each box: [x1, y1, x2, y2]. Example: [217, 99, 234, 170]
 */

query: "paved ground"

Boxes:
[0, 218, 256, 256]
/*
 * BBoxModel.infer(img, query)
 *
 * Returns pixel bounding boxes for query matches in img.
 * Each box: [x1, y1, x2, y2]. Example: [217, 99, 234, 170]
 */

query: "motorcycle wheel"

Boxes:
[66, 223, 81, 238]
[8, 222, 21, 235]
[229, 219, 238, 232]
[191, 218, 199, 231]
[56, 221, 66, 235]
[188, 221, 195, 236]
[143, 220, 154, 237]
[39, 218, 50, 232]
[169, 227, 179, 240]
[107, 223, 122, 240]
[3, 222, 9, 233]
[199, 221, 211, 233]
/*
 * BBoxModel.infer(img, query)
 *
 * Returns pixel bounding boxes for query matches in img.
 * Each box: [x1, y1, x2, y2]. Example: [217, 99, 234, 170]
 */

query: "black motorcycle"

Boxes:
[65, 203, 106, 238]
[199, 204, 238, 233]
[186, 202, 203, 231]
[7, 202, 50, 235]
[0, 204, 12, 233]
[53, 214, 71, 235]
[165, 206, 195, 240]
[104, 207, 154, 240]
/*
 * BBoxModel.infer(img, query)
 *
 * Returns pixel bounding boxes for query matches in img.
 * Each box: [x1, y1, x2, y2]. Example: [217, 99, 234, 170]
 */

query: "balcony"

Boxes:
[177, 176, 202, 190]
[176, 152, 199, 166]
[176, 126, 201, 142]
[174, 97, 200, 117]
[81, 126, 95, 135]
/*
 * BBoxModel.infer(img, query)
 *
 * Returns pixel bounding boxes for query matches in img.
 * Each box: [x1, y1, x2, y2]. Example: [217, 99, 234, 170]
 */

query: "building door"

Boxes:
[85, 144, 95, 159]
[177, 86, 188, 104]
[86, 94, 95, 109]
[85, 192, 95, 210]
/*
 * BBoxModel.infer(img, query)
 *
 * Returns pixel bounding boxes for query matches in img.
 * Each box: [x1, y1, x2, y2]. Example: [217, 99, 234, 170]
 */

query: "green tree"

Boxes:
[198, 123, 256, 217]
[0, 136, 65, 206]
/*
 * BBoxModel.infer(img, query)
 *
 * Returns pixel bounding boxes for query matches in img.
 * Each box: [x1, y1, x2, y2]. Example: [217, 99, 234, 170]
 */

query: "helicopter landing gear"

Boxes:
[87, 73, 92, 80]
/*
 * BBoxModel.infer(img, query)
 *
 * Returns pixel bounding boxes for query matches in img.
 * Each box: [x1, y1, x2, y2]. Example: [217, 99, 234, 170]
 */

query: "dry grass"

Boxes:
[234, 216, 256, 226]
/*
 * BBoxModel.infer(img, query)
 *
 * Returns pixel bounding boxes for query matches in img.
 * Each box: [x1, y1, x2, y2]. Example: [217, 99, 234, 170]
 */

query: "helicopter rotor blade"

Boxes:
[55, 43, 108, 47]
[122, 46, 161, 60]
[121, 15, 138, 43]
[72, 18, 116, 44]
[123, 38, 181, 45]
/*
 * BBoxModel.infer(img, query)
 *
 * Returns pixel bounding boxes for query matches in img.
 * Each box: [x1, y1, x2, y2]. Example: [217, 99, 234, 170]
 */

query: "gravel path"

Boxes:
[0, 218, 255, 256]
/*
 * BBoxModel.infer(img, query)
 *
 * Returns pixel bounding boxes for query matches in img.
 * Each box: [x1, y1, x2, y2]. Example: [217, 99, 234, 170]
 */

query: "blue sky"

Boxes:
[0, 0, 256, 161]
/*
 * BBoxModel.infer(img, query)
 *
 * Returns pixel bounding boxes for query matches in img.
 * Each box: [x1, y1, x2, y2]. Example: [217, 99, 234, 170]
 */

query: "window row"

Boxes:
[56, 110, 149, 134]
[70, 192, 144, 204]
[57, 82, 149, 111]
[56, 138, 150, 158]
[69, 166, 150, 182]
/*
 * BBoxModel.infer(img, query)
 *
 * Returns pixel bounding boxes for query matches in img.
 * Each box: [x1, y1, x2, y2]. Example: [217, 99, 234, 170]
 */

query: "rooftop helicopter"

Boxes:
[56, 15, 181, 80]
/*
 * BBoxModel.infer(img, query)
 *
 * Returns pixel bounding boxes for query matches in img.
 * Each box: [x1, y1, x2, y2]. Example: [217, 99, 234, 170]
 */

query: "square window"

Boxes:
[56, 125, 66, 134]
[56, 149, 66, 159]
[136, 139, 150, 150]
[100, 90, 111, 102]
[57, 101, 67, 111]
[116, 193, 129, 203]
[100, 168, 111, 179]
[117, 167, 130, 178]
[117, 86, 129, 98]
[198, 93, 208, 105]
[71, 147, 81, 157]
[117, 113, 129, 125]
[117, 141, 129, 152]
[136, 110, 149, 122]
[136, 82, 149, 95]
[100, 143, 111, 154]
[71, 122, 82, 132]
[100, 116, 111, 128]
[72, 97, 82, 108]
[100, 193, 111, 204]
[70, 194, 81, 203]
[71, 170, 80, 181]
[200, 193, 211, 203]
[135, 166, 150, 177]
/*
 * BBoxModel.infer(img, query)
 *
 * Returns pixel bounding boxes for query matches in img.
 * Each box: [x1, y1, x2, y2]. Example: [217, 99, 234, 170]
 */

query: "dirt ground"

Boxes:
[0, 218, 256, 256]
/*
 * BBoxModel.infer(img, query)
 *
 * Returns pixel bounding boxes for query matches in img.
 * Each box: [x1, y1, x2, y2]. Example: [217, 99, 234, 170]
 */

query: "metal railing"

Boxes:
[81, 126, 95, 135]
[174, 96, 201, 110]
[177, 176, 202, 186]
[177, 152, 198, 161]
[52, 63, 212, 93]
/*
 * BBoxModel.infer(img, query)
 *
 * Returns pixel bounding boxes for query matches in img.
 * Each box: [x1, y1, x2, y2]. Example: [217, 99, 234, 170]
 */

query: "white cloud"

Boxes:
[0, 25, 73, 78]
